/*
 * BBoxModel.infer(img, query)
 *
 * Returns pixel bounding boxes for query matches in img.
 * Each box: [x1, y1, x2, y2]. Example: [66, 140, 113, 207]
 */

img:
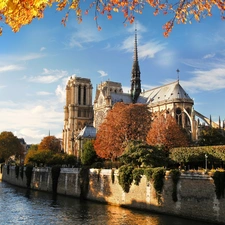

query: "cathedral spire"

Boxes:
[131, 28, 141, 103]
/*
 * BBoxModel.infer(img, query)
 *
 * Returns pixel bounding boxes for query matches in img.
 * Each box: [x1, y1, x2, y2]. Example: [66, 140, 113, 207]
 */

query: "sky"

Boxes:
[0, 3, 225, 144]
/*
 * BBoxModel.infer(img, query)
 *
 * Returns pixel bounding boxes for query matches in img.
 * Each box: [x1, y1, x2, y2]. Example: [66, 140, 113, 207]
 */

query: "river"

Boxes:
[0, 181, 216, 225]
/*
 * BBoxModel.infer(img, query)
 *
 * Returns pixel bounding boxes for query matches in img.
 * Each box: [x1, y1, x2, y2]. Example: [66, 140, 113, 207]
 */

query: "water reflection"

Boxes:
[0, 181, 215, 225]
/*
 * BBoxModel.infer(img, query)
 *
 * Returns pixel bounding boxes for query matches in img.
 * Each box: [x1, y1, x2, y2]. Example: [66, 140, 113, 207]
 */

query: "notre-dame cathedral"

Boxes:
[62, 31, 223, 156]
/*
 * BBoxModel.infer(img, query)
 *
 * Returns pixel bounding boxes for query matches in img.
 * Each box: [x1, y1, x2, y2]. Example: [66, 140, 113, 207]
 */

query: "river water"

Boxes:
[0, 181, 216, 225]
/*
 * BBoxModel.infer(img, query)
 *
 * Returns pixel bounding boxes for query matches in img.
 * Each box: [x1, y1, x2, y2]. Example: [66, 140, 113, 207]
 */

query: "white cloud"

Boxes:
[203, 53, 215, 59]
[31, 105, 46, 114]
[55, 76, 70, 103]
[139, 41, 166, 59]
[98, 70, 108, 77]
[55, 85, 66, 103]
[126, 21, 147, 33]
[0, 100, 64, 144]
[182, 67, 225, 92]
[66, 24, 105, 48]
[40, 47, 46, 52]
[19, 53, 45, 61]
[121, 35, 166, 59]
[19, 128, 45, 140]
[29, 68, 68, 83]
[36, 91, 53, 96]
[0, 65, 24, 73]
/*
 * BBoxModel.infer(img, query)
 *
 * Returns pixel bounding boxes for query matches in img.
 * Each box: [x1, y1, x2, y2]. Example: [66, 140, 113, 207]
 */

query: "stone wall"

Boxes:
[2, 166, 225, 224]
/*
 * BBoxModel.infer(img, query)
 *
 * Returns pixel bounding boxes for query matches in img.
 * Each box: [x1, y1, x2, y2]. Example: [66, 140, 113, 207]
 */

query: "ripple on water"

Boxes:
[0, 181, 216, 225]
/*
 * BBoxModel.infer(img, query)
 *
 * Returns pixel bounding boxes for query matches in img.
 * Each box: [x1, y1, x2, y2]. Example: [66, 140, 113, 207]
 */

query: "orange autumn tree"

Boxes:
[94, 102, 151, 161]
[146, 114, 189, 151]
[38, 135, 61, 153]
[0, 1, 225, 36]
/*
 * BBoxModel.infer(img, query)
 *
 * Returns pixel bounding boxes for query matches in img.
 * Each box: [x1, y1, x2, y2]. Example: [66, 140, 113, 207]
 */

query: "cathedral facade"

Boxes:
[62, 31, 221, 156]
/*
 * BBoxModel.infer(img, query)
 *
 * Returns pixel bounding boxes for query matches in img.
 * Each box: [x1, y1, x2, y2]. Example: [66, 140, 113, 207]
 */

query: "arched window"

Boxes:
[78, 85, 81, 105]
[176, 108, 182, 126]
[83, 85, 86, 105]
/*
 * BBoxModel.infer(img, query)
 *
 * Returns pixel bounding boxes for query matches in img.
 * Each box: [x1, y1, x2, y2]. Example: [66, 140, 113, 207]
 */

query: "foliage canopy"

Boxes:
[25, 149, 77, 166]
[0, 1, 225, 36]
[94, 102, 151, 161]
[120, 140, 168, 168]
[147, 114, 189, 151]
[170, 145, 225, 164]
[198, 127, 225, 146]
[38, 135, 61, 153]
[0, 131, 24, 162]
[81, 140, 98, 166]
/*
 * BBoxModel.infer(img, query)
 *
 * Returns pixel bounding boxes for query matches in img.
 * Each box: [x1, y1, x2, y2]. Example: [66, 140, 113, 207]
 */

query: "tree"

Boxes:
[198, 127, 225, 146]
[119, 140, 168, 168]
[94, 102, 151, 161]
[24, 146, 38, 164]
[38, 136, 61, 153]
[0, 1, 224, 36]
[146, 114, 189, 151]
[28, 144, 39, 151]
[81, 140, 97, 166]
[26, 149, 54, 166]
[0, 131, 24, 163]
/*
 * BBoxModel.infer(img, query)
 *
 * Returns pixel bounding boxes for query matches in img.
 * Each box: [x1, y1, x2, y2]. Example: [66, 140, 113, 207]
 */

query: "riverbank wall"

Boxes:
[1, 166, 225, 224]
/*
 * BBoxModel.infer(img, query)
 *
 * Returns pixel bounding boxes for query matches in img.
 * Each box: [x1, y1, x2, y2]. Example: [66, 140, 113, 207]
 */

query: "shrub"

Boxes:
[170, 169, 181, 202]
[144, 167, 165, 203]
[132, 168, 144, 185]
[118, 165, 134, 193]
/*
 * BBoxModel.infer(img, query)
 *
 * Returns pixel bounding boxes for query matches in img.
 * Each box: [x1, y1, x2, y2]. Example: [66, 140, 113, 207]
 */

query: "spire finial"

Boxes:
[130, 25, 141, 103]
[176, 69, 180, 82]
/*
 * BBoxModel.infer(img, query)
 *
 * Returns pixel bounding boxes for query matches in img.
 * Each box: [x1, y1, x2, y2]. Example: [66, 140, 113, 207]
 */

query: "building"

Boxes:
[62, 30, 223, 156]
[62, 77, 93, 155]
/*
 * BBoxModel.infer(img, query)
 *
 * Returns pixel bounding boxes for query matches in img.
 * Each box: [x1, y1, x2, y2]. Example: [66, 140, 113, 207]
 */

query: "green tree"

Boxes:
[170, 145, 225, 167]
[27, 149, 54, 166]
[81, 140, 97, 166]
[28, 144, 39, 151]
[0, 131, 24, 163]
[38, 136, 61, 153]
[198, 127, 225, 146]
[120, 140, 168, 168]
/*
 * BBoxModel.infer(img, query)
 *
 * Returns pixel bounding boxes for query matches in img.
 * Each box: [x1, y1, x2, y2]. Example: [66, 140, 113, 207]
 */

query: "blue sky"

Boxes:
[0, 4, 225, 144]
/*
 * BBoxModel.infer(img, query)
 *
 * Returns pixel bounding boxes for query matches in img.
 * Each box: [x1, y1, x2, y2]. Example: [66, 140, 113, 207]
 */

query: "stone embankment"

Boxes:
[2, 166, 225, 224]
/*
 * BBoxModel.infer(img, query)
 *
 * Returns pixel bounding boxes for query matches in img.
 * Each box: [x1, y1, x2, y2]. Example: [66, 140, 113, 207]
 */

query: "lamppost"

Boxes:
[205, 154, 208, 171]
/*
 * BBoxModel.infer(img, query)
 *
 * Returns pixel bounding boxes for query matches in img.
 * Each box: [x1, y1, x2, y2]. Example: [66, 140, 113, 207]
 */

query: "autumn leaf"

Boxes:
[94, 102, 151, 161]
[0, 0, 225, 36]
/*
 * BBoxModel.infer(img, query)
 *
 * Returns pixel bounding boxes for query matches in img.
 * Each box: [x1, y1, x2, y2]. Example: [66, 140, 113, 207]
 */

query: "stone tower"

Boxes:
[93, 81, 124, 129]
[130, 29, 141, 103]
[62, 76, 93, 155]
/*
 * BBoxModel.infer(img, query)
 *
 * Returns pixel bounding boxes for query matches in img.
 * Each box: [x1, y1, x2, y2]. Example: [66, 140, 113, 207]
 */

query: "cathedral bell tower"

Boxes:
[62, 77, 93, 155]
[130, 29, 141, 103]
